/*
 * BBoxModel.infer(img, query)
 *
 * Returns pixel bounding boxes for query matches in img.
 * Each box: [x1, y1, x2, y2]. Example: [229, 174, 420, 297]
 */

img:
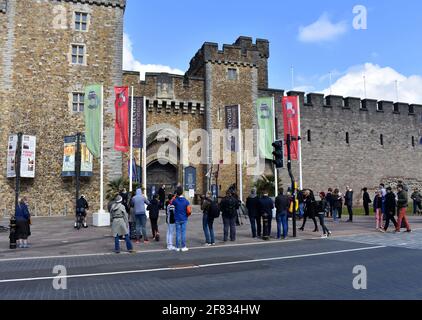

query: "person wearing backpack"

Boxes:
[201, 191, 217, 246]
[220, 190, 239, 242]
[165, 194, 176, 250]
[173, 187, 191, 252]
[74, 195, 89, 229]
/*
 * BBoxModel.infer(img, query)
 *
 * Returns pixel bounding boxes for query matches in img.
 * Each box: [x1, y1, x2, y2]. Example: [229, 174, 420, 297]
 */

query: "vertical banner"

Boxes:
[6, 135, 18, 178]
[257, 97, 275, 159]
[62, 136, 76, 177]
[80, 135, 94, 177]
[20, 135, 36, 178]
[130, 97, 144, 148]
[114, 86, 129, 152]
[84, 84, 102, 158]
[225, 105, 239, 152]
[282, 96, 299, 160]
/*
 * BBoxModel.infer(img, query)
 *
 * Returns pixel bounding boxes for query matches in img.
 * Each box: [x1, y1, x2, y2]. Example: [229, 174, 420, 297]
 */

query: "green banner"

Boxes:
[84, 84, 102, 158]
[257, 97, 275, 160]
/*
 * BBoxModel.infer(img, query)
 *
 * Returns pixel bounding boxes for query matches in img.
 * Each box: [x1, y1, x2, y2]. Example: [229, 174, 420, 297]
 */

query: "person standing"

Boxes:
[119, 188, 129, 213]
[258, 190, 275, 239]
[147, 194, 160, 241]
[373, 191, 383, 231]
[332, 189, 342, 222]
[130, 188, 150, 244]
[344, 186, 354, 222]
[383, 187, 398, 232]
[246, 188, 260, 238]
[165, 194, 176, 250]
[362, 188, 371, 216]
[275, 188, 289, 239]
[411, 188, 422, 215]
[317, 192, 331, 238]
[15, 198, 31, 249]
[75, 195, 89, 229]
[396, 184, 412, 233]
[173, 187, 191, 252]
[299, 189, 319, 232]
[158, 185, 166, 210]
[326, 188, 333, 218]
[220, 190, 240, 242]
[201, 192, 213, 246]
[297, 190, 305, 219]
[110, 196, 135, 254]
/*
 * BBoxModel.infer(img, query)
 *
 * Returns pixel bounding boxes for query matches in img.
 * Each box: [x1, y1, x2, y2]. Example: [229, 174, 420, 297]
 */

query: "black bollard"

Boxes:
[9, 217, 17, 250]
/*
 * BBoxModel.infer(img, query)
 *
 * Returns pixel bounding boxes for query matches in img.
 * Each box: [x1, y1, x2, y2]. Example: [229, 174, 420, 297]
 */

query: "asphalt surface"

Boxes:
[1, 231, 422, 300]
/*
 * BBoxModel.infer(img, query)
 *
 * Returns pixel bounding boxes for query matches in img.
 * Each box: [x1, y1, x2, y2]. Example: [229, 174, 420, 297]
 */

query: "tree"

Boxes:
[254, 175, 282, 197]
[106, 177, 140, 200]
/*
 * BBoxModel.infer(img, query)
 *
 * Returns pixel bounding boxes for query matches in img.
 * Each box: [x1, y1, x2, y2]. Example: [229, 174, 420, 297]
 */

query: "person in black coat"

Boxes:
[299, 189, 319, 232]
[362, 188, 371, 216]
[119, 188, 129, 213]
[147, 194, 160, 241]
[158, 185, 166, 210]
[344, 186, 354, 222]
[220, 191, 240, 241]
[383, 187, 398, 232]
[258, 191, 275, 239]
[75, 195, 89, 228]
[246, 188, 261, 238]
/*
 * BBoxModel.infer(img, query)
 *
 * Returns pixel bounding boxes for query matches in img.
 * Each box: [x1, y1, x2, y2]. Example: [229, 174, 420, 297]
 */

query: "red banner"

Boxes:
[114, 87, 129, 152]
[282, 96, 299, 160]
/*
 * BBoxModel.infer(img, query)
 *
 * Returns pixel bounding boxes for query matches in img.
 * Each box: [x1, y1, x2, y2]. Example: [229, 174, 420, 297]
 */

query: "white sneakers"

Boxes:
[167, 246, 189, 252]
[167, 245, 176, 251]
[181, 247, 189, 252]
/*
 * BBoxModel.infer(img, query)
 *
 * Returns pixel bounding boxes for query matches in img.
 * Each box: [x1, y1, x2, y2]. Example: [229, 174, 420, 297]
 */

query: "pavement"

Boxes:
[1, 209, 422, 300]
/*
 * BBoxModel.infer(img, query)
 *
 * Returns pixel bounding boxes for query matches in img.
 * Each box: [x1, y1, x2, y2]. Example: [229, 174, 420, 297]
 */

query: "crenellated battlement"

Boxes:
[287, 91, 422, 117]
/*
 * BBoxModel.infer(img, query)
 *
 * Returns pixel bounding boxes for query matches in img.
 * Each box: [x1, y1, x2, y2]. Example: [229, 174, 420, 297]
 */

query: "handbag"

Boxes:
[187, 205, 192, 217]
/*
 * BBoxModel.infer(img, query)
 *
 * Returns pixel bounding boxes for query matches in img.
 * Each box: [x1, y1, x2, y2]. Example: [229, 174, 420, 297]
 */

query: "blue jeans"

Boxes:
[223, 216, 236, 241]
[135, 214, 148, 241]
[114, 234, 133, 252]
[249, 216, 257, 238]
[299, 203, 304, 217]
[202, 214, 215, 244]
[276, 211, 288, 239]
[414, 200, 422, 214]
[333, 208, 338, 221]
[175, 221, 187, 249]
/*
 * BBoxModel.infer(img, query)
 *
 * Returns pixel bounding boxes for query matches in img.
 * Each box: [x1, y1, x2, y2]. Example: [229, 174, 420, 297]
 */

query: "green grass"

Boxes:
[351, 207, 415, 216]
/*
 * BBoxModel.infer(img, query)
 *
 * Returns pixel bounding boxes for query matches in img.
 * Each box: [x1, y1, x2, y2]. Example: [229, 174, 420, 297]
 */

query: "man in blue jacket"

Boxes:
[172, 187, 191, 252]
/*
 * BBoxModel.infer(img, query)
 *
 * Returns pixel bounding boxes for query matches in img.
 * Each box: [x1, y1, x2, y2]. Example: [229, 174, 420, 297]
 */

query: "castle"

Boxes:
[1, 0, 421, 216]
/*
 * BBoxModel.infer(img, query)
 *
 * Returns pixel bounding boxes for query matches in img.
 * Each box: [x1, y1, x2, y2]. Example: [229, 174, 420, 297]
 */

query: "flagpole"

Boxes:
[100, 85, 104, 213]
[238, 104, 243, 202]
[142, 96, 147, 193]
[297, 96, 303, 190]
[272, 97, 278, 197]
[129, 86, 134, 192]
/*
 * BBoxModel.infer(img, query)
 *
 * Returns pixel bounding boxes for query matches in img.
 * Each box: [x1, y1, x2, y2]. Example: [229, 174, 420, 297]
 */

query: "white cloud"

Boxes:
[123, 33, 184, 80]
[322, 63, 422, 104]
[298, 13, 348, 43]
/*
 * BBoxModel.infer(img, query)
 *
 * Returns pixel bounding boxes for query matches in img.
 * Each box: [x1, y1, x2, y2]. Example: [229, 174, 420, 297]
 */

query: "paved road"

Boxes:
[1, 230, 422, 300]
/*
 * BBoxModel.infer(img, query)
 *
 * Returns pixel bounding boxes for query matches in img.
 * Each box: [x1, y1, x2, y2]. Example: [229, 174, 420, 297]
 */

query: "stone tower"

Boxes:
[0, 0, 126, 214]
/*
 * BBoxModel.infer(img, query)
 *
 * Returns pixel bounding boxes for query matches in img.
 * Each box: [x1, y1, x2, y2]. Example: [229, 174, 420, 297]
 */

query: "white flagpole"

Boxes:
[129, 87, 134, 192]
[142, 96, 147, 192]
[272, 97, 278, 197]
[238, 105, 243, 202]
[297, 96, 303, 190]
[100, 85, 104, 213]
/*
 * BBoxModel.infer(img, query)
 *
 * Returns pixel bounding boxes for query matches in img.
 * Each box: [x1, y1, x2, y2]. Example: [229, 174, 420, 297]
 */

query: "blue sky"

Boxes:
[123, 0, 422, 103]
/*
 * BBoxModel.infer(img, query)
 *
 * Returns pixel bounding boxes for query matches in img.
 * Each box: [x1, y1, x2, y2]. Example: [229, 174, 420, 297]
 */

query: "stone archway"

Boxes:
[146, 161, 178, 198]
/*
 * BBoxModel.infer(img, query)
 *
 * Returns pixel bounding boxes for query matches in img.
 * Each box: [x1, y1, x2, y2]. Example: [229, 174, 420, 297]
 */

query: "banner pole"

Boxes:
[297, 96, 303, 190]
[129, 87, 134, 192]
[272, 97, 278, 197]
[100, 85, 104, 213]
[238, 105, 243, 202]
[142, 96, 147, 192]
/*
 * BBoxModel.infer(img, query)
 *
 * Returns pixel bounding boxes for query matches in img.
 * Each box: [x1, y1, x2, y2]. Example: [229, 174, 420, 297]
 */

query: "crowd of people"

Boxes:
[11, 180, 421, 253]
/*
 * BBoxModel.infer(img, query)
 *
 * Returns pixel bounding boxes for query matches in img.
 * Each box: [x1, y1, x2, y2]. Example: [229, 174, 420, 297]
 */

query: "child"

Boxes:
[166, 194, 176, 250]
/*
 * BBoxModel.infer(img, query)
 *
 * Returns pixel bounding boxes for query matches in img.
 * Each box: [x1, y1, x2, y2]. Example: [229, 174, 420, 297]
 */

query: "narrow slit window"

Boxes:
[307, 130, 311, 142]
[346, 132, 350, 144]
[412, 136, 415, 147]
[380, 134, 384, 146]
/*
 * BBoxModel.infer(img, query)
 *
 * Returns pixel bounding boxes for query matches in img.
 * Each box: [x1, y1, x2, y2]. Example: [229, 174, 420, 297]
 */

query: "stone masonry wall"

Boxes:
[0, 0, 125, 216]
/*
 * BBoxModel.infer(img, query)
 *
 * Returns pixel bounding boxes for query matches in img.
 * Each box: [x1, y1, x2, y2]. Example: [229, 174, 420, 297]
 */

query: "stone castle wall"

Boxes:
[0, 0, 125, 215]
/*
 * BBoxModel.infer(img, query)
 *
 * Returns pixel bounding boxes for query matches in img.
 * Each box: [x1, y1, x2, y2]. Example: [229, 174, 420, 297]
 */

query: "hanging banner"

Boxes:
[62, 136, 76, 177]
[225, 105, 239, 152]
[130, 96, 144, 148]
[20, 135, 36, 178]
[80, 135, 94, 177]
[257, 97, 275, 160]
[114, 86, 129, 152]
[6, 135, 18, 178]
[84, 84, 102, 158]
[282, 96, 299, 160]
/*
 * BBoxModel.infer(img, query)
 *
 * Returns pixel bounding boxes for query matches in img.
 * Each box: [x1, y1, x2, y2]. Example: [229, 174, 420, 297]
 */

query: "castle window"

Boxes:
[72, 93, 84, 113]
[377, 103, 383, 112]
[307, 130, 311, 142]
[346, 132, 350, 144]
[380, 134, 384, 146]
[409, 105, 415, 114]
[412, 136, 415, 147]
[71, 44, 85, 65]
[228, 68, 238, 81]
[75, 12, 89, 31]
